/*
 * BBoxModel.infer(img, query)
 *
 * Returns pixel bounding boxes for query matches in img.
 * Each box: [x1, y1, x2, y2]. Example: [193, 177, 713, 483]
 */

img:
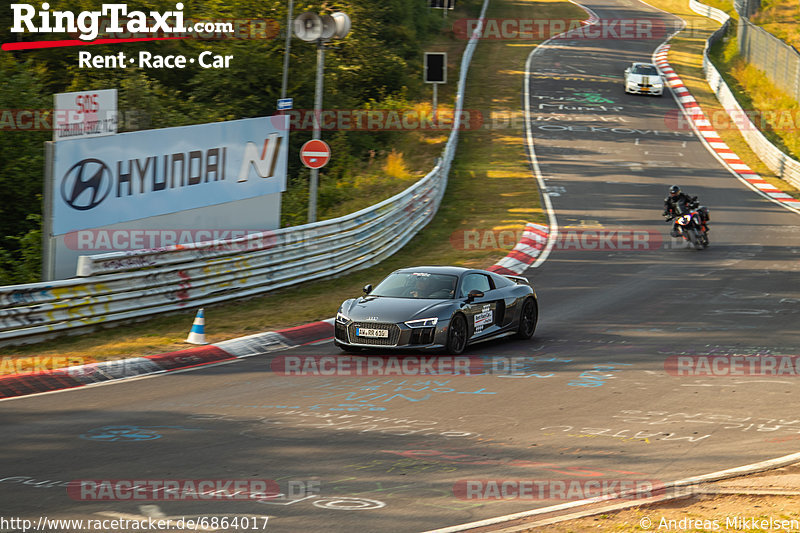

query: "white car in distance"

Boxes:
[624, 62, 665, 96]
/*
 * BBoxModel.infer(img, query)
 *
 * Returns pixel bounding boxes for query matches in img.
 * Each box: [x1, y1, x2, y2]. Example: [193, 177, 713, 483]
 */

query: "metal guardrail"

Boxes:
[0, 0, 492, 347]
[689, 0, 800, 190]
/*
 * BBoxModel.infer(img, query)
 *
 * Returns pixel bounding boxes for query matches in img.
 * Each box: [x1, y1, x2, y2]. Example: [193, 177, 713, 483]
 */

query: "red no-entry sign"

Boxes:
[300, 139, 331, 169]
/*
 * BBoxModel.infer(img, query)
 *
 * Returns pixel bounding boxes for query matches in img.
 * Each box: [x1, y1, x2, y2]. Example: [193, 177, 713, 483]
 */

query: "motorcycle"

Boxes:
[665, 198, 709, 250]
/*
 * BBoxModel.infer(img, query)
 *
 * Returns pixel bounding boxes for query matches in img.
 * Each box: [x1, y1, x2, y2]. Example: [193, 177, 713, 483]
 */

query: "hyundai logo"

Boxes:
[60, 158, 112, 210]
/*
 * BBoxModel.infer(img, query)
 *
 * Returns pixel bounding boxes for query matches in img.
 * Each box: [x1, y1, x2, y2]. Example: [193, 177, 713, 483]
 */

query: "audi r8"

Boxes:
[624, 62, 664, 96]
[334, 266, 538, 355]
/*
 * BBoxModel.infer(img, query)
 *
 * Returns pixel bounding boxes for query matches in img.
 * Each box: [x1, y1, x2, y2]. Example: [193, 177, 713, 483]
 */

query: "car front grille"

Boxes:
[347, 322, 400, 346]
[334, 322, 348, 341]
[410, 327, 436, 345]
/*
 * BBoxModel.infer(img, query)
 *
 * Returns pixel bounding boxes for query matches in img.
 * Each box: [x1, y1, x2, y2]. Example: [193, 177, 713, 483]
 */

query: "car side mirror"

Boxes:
[624, 68, 630, 75]
[363, 284, 373, 295]
[466, 289, 484, 302]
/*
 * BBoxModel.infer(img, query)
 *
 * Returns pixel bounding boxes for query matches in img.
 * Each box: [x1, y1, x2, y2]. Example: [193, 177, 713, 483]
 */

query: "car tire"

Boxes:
[445, 313, 468, 355]
[515, 298, 538, 339]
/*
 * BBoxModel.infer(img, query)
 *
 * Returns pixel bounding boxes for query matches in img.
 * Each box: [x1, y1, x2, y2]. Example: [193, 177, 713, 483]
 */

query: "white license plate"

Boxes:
[356, 327, 389, 338]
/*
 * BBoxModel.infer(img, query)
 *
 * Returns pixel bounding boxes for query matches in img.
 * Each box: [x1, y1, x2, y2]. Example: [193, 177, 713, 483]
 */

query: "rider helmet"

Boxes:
[669, 185, 681, 196]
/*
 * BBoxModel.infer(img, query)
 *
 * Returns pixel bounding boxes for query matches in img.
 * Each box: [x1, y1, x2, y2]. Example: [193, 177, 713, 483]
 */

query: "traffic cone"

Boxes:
[185, 308, 208, 345]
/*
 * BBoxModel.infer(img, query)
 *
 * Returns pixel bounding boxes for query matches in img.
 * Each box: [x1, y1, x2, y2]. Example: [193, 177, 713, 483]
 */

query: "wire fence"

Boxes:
[735, 9, 800, 103]
[733, 0, 760, 18]
[691, 0, 800, 190]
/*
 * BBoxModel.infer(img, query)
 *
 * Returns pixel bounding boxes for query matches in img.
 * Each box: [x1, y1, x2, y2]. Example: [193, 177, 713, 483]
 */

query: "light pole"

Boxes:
[294, 12, 351, 223]
[308, 39, 325, 223]
[280, 0, 294, 100]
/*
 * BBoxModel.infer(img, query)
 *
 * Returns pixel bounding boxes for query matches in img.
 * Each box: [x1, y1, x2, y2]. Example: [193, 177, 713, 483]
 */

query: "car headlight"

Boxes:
[405, 317, 438, 328]
[336, 311, 349, 324]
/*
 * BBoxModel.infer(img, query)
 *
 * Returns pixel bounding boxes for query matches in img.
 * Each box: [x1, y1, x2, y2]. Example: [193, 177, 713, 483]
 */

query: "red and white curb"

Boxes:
[653, 44, 800, 208]
[0, 319, 335, 400]
[487, 223, 549, 276]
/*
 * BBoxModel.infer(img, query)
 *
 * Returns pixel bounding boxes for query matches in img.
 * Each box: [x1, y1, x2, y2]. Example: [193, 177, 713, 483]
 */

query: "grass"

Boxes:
[651, 0, 800, 199]
[751, 0, 800, 50]
[0, 0, 587, 365]
[704, 2, 800, 164]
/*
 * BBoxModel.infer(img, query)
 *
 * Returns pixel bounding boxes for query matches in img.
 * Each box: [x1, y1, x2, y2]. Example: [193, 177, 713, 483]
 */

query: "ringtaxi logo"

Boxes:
[10, 3, 191, 42]
[3, 3, 261, 63]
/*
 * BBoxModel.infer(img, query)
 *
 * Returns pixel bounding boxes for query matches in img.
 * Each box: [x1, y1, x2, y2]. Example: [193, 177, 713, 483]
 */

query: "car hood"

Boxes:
[627, 73, 662, 85]
[340, 296, 456, 324]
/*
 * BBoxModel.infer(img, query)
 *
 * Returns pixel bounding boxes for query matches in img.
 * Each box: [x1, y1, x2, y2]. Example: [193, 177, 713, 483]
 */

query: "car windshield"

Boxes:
[631, 65, 659, 75]
[371, 272, 458, 299]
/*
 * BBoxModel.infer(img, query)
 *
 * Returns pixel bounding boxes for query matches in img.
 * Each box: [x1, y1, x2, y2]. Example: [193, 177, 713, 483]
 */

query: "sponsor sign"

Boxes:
[51, 115, 288, 235]
[54, 89, 117, 141]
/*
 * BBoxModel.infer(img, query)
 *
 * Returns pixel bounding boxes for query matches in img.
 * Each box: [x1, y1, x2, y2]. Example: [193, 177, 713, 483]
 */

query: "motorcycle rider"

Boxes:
[663, 185, 709, 237]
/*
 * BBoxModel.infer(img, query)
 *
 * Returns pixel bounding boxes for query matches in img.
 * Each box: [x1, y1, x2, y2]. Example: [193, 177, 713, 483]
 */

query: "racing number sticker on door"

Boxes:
[474, 304, 493, 333]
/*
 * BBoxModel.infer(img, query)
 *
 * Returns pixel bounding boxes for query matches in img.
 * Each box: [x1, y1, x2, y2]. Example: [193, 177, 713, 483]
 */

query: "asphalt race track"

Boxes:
[2, 1, 799, 532]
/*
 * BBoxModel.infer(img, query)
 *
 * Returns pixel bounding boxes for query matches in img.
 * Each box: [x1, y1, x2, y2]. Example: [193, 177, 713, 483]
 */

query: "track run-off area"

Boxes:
[2, 0, 800, 532]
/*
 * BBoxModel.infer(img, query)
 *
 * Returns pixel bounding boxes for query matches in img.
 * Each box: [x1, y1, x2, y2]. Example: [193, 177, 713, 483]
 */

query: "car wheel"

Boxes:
[445, 314, 468, 355]
[515, 298, 538, 339]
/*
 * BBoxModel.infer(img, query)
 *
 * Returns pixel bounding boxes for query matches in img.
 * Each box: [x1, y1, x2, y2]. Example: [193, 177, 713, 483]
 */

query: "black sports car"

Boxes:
[334, 266, 538, 354]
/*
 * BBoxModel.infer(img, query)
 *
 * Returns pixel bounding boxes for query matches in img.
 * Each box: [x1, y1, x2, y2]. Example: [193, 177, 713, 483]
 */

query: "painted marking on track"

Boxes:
[313, 497, 386, 510]
[644, 151, 684, 157]
[79, 425, 204, 442]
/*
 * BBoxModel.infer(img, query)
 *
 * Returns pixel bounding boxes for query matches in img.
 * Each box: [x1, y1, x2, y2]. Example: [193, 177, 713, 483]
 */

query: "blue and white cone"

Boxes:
[186, 308, 208, 345]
